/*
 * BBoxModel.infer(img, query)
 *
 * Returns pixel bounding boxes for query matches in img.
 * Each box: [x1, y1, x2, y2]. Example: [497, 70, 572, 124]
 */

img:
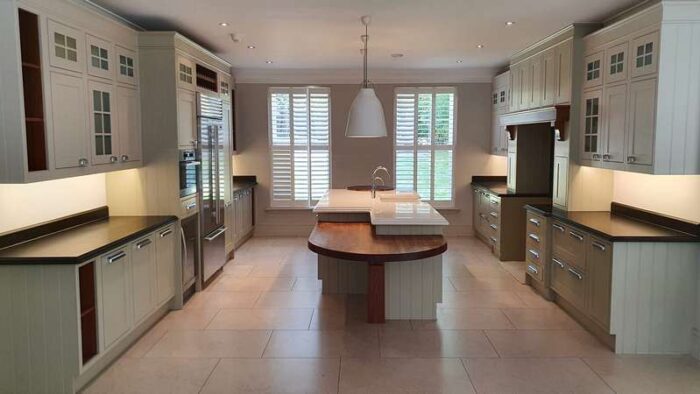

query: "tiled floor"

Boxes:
[83, 236, 700, 394]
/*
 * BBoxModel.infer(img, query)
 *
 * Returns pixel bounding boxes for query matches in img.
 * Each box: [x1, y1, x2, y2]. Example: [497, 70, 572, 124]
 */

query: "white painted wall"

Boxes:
[613, 172, 700, 222]
[0, 174, 107, 234]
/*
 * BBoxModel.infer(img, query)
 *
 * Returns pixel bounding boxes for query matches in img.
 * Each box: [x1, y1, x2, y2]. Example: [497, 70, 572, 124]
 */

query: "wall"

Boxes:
[613, 172, 700, 222]
[0, 174, 107, 234]
[232, 82, 507, 237]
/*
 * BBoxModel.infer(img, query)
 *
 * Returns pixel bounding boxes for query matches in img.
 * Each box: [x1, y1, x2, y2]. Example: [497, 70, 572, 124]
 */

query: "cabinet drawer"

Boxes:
[551, 254, 586, 311]
[526, 212, 544, 236]
[552, 221, 587, 270]
[526, 259, 543, 282]
[488, 195, 501, 213]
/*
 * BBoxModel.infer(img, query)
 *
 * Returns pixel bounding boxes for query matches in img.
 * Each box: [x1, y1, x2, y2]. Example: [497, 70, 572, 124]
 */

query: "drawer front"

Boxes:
[488, 195, 501, 213]
[552, 221, 587, 270]
[526, 212, 545, 236]
[551, 254, 586, 310]
[526, 259, 543, 282]
[586, 237, 613, 330]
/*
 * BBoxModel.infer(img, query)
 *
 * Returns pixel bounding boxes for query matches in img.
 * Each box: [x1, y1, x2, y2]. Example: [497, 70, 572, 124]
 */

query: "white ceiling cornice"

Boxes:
[232, 67, 499, 84]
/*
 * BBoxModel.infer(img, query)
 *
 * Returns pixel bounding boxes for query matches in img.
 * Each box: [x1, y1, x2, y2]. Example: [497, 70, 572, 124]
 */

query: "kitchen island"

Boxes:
[309, 189, 449, 323]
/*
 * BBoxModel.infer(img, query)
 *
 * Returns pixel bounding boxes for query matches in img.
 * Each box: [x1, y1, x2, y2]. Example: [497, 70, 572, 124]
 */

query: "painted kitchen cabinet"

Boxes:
[177, 88, 197, 148]
[233, 188, 255, 248]
[578, 2, 700, 174]
[0, 1, 142, 183]
[490, 71, 509, 156]
[177, 55, 196, 91]
[527, 54, 543, 109]
[131, 234, 156, 325]
[541, 47, 558, 106]
[555, 39, 573, 104]
[155, 225, 176, 304]
[99, 246, 132, 350]
[552, 156, 569, 207]
[586, 237, 612, 330]
[580, 89, 602, 161]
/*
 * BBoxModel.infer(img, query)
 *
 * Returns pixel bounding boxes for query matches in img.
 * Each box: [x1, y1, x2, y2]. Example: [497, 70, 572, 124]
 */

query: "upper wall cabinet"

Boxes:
[0, 1, 142, 183]
[578, 2, 700, 174]
[177, 55, 196, 91]
[491, 71, 510, 156]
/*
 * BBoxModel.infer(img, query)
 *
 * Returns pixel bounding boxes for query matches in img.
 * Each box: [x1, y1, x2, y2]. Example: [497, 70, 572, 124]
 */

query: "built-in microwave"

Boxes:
[179, 149, 200, 198]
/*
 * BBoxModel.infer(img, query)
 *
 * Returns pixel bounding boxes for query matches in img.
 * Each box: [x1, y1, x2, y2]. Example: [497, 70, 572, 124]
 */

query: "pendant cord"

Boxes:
[363, 23, 368, 88]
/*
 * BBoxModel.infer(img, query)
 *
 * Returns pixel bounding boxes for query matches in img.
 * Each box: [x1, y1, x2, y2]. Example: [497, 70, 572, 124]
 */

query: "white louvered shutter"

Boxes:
[393, 87, 456, 207]
[269, 87, 331, 207]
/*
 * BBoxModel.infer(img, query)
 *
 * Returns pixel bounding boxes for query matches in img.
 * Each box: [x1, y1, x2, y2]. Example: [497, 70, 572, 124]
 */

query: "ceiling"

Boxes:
[91, 0, 642, 75]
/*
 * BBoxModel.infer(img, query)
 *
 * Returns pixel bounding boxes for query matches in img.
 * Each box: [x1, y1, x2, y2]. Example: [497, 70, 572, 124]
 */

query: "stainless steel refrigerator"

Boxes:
[197, 92, 228, 285]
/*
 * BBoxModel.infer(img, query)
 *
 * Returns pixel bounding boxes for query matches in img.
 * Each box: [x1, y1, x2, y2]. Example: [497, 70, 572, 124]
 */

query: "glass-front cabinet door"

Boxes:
[630, 31, 659, 78]
[89, 81, 117, 165]
[47, 19, 84, 73]
[116, 45, 138, 85]
[86, 34, 114, 80]
[582, 51, 603, 90]
[581, 90, 602, 161]
[605, 42, 628, 84]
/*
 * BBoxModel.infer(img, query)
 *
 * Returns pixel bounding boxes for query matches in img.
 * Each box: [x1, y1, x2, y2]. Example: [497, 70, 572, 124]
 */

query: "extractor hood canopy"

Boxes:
[499, 105, 570, 141]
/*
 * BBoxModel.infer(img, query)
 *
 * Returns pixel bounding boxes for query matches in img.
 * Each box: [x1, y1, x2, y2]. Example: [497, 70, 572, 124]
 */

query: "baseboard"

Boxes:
[692, 327, 700, 360]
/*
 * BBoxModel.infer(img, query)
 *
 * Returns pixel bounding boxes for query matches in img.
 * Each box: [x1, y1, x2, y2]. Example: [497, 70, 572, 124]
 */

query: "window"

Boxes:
[119, 55, 134, 77]
[610, 52, 624, 75]
[268, 87, 331, 207]
[90, 45, 109, 70]
[54, 32, 77, 62]
[394, 87, 456, 207]
[586, 59, 600, 81]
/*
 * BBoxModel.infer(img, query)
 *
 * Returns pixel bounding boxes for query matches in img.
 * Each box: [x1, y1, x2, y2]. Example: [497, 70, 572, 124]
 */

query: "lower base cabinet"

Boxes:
[99, 246, 132, 350]
[233, 188, 255, 248]
[155, 225, 176, 304]
[131, 235, 156, 325]
[586, 237, 612, 329]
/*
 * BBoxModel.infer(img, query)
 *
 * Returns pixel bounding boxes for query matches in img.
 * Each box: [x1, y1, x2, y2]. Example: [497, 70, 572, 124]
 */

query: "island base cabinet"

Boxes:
[551, 255, 586, 312]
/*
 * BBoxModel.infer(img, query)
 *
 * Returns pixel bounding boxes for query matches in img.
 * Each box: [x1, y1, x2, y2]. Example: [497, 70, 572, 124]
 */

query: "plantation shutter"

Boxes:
[269, 87, 331, 207]
[393, 87, 456, 207]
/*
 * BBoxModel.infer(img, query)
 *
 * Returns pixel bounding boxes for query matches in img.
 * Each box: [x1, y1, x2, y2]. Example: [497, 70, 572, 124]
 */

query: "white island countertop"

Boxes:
[313, 189, 449, 226]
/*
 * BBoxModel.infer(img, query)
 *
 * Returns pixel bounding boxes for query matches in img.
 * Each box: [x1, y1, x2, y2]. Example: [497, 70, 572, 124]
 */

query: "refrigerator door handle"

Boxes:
[208, 124, 216, 222]
[215, 124, 221, 225]
[204, 226, 227, 241]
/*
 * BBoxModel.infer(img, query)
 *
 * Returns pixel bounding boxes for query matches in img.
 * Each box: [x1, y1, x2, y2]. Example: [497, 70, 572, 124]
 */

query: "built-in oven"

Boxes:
[179, 149, 200, 198]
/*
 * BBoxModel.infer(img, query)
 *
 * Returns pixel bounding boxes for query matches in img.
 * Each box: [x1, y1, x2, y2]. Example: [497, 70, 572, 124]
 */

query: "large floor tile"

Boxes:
[440, 290, 528, 309]
[158, 308, 220, 330]
[200, 358, 340, 394]
[412, 308, 514, 330]
[293, 277, 322, 291]
[221, 263, 253, 277]
[82, 357, 218, 394]
[209, 276, 295, 292]
[502, 307, 583, 329]
[254, 291, 345, 309]
[584, 356, 700, 394]
[339, 358, 475, 394]
[380, 329, 497, 358]
[145, 329, 271, 358]
[123, 320, 169, 358]
[263, 329, 380, 358]
[486, 329, 614, 358]
[207, 308, 313, 330]
[448, 276, 521, 291]
[514, 286, 558, 308]
[184, 290, 260, 310]
[464, 358, 614, 394]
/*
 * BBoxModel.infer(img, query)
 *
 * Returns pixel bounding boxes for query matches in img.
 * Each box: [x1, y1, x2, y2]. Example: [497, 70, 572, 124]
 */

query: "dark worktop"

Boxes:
[232, 175, 257, 193]
[471, 176, 550, 198]
[0, 213, 177, 264]
[525, 203, 699, 242]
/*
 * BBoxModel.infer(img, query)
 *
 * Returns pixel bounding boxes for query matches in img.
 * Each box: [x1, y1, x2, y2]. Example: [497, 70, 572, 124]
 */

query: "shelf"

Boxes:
[25, 117, 44, 122]
[22, 62, 40, 70]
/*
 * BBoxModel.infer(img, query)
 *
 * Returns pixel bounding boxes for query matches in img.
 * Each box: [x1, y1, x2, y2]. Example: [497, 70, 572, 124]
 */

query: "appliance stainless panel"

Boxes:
[202, 225, 226, 284]
[197, 92, 227, 284]
[179, 149, 199, 198]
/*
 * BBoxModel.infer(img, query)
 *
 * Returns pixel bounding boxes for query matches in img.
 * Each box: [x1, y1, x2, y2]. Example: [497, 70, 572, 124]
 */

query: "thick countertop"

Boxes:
[308, 222, 447, 263]
[0, 215, 178, 264]
[313, 189, 449, 226]
[525, 204, 698, 242]
[470, 175, 550, 198]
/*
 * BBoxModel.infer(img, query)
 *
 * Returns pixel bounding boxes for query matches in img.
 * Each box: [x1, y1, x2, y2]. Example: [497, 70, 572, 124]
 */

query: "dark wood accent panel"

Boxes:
[79, 262, 98, 364]
[308, 222, 447, 264]
[18, 9, 47, 172]
[196, 64, 218, 92]
[367, 263, 385, 324]
[510, 123, 554, 195]
[471, 175, 507, 183]
[346, 185, 395, 191]
[0, 206, 109, 249]
[611, 202, 700, 237]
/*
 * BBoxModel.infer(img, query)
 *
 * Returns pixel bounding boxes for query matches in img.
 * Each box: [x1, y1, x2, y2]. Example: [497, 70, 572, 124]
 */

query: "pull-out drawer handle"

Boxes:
[136, 239, 152, 249]
[489, 224, 498, 230]
[528, 233, 540, 242]
[568, 268, 583, 280]
[479, 213, 487, 219]
[489, 212, 498, 218]
[552, 258, 565, 269]
[553, 223, 565, 232]
[527, 264, 539, 274]
[528, 218, 540, 227]
[569, 231, 584, 241]
[592, 241, 606, 251]
[107, 251, 126, 264]
[489, 236, 497, 243]
[186, 202, 197, 210]
[159, 229, 173, 238]
[528, 249, 540, 259]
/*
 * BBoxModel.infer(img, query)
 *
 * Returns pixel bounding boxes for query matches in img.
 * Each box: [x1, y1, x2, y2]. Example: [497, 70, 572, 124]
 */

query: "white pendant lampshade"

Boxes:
[346, 88, 387, 137]
[345, 15, 387, 138]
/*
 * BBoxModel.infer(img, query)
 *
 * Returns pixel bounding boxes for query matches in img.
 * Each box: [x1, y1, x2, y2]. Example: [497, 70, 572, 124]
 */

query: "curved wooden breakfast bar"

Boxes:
[309, 222, 447, 323]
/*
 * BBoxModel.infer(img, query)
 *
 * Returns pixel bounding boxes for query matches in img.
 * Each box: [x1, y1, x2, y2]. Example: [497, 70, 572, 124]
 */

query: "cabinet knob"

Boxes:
[110, 156, 118, 163]
[121, 154, 129, 162]
[627, 155, 636, 163]
[78, 158, 88, 167]
[602, 154, 611, 160]
[592, 153, 601, 160]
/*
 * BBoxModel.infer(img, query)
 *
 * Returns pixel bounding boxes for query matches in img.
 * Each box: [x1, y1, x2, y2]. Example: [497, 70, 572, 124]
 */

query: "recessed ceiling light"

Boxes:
[505, 21, 515, 26]
[265, 60, 273, 64]
[456, 60, 464, 63]
[247, 45, 256, 49]
[219, 22, 228, 27]
[476, 44, 484, 49]
[391, 53, 404, 58]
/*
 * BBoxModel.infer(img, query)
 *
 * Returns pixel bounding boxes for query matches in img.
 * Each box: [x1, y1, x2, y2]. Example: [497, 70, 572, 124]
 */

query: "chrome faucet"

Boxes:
[371, 166, 390, 199]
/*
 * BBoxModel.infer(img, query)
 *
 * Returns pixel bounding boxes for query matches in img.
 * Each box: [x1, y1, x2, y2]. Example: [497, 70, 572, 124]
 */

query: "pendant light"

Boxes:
[345, 15, 388, 138]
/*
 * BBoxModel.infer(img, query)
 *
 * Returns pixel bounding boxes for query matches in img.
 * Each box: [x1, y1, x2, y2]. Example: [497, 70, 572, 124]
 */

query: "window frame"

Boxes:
[393, 86, 458, 208]
[267, 86, 332, 209]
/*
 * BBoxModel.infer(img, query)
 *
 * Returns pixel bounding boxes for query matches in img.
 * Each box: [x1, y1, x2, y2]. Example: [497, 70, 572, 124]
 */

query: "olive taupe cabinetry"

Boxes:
[579, 1, 700, 174]
[490, 71, 510, 156]
[233, 187, 256, 249]
[524, 210, 553, 300]
[0, 0, 142, 183]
